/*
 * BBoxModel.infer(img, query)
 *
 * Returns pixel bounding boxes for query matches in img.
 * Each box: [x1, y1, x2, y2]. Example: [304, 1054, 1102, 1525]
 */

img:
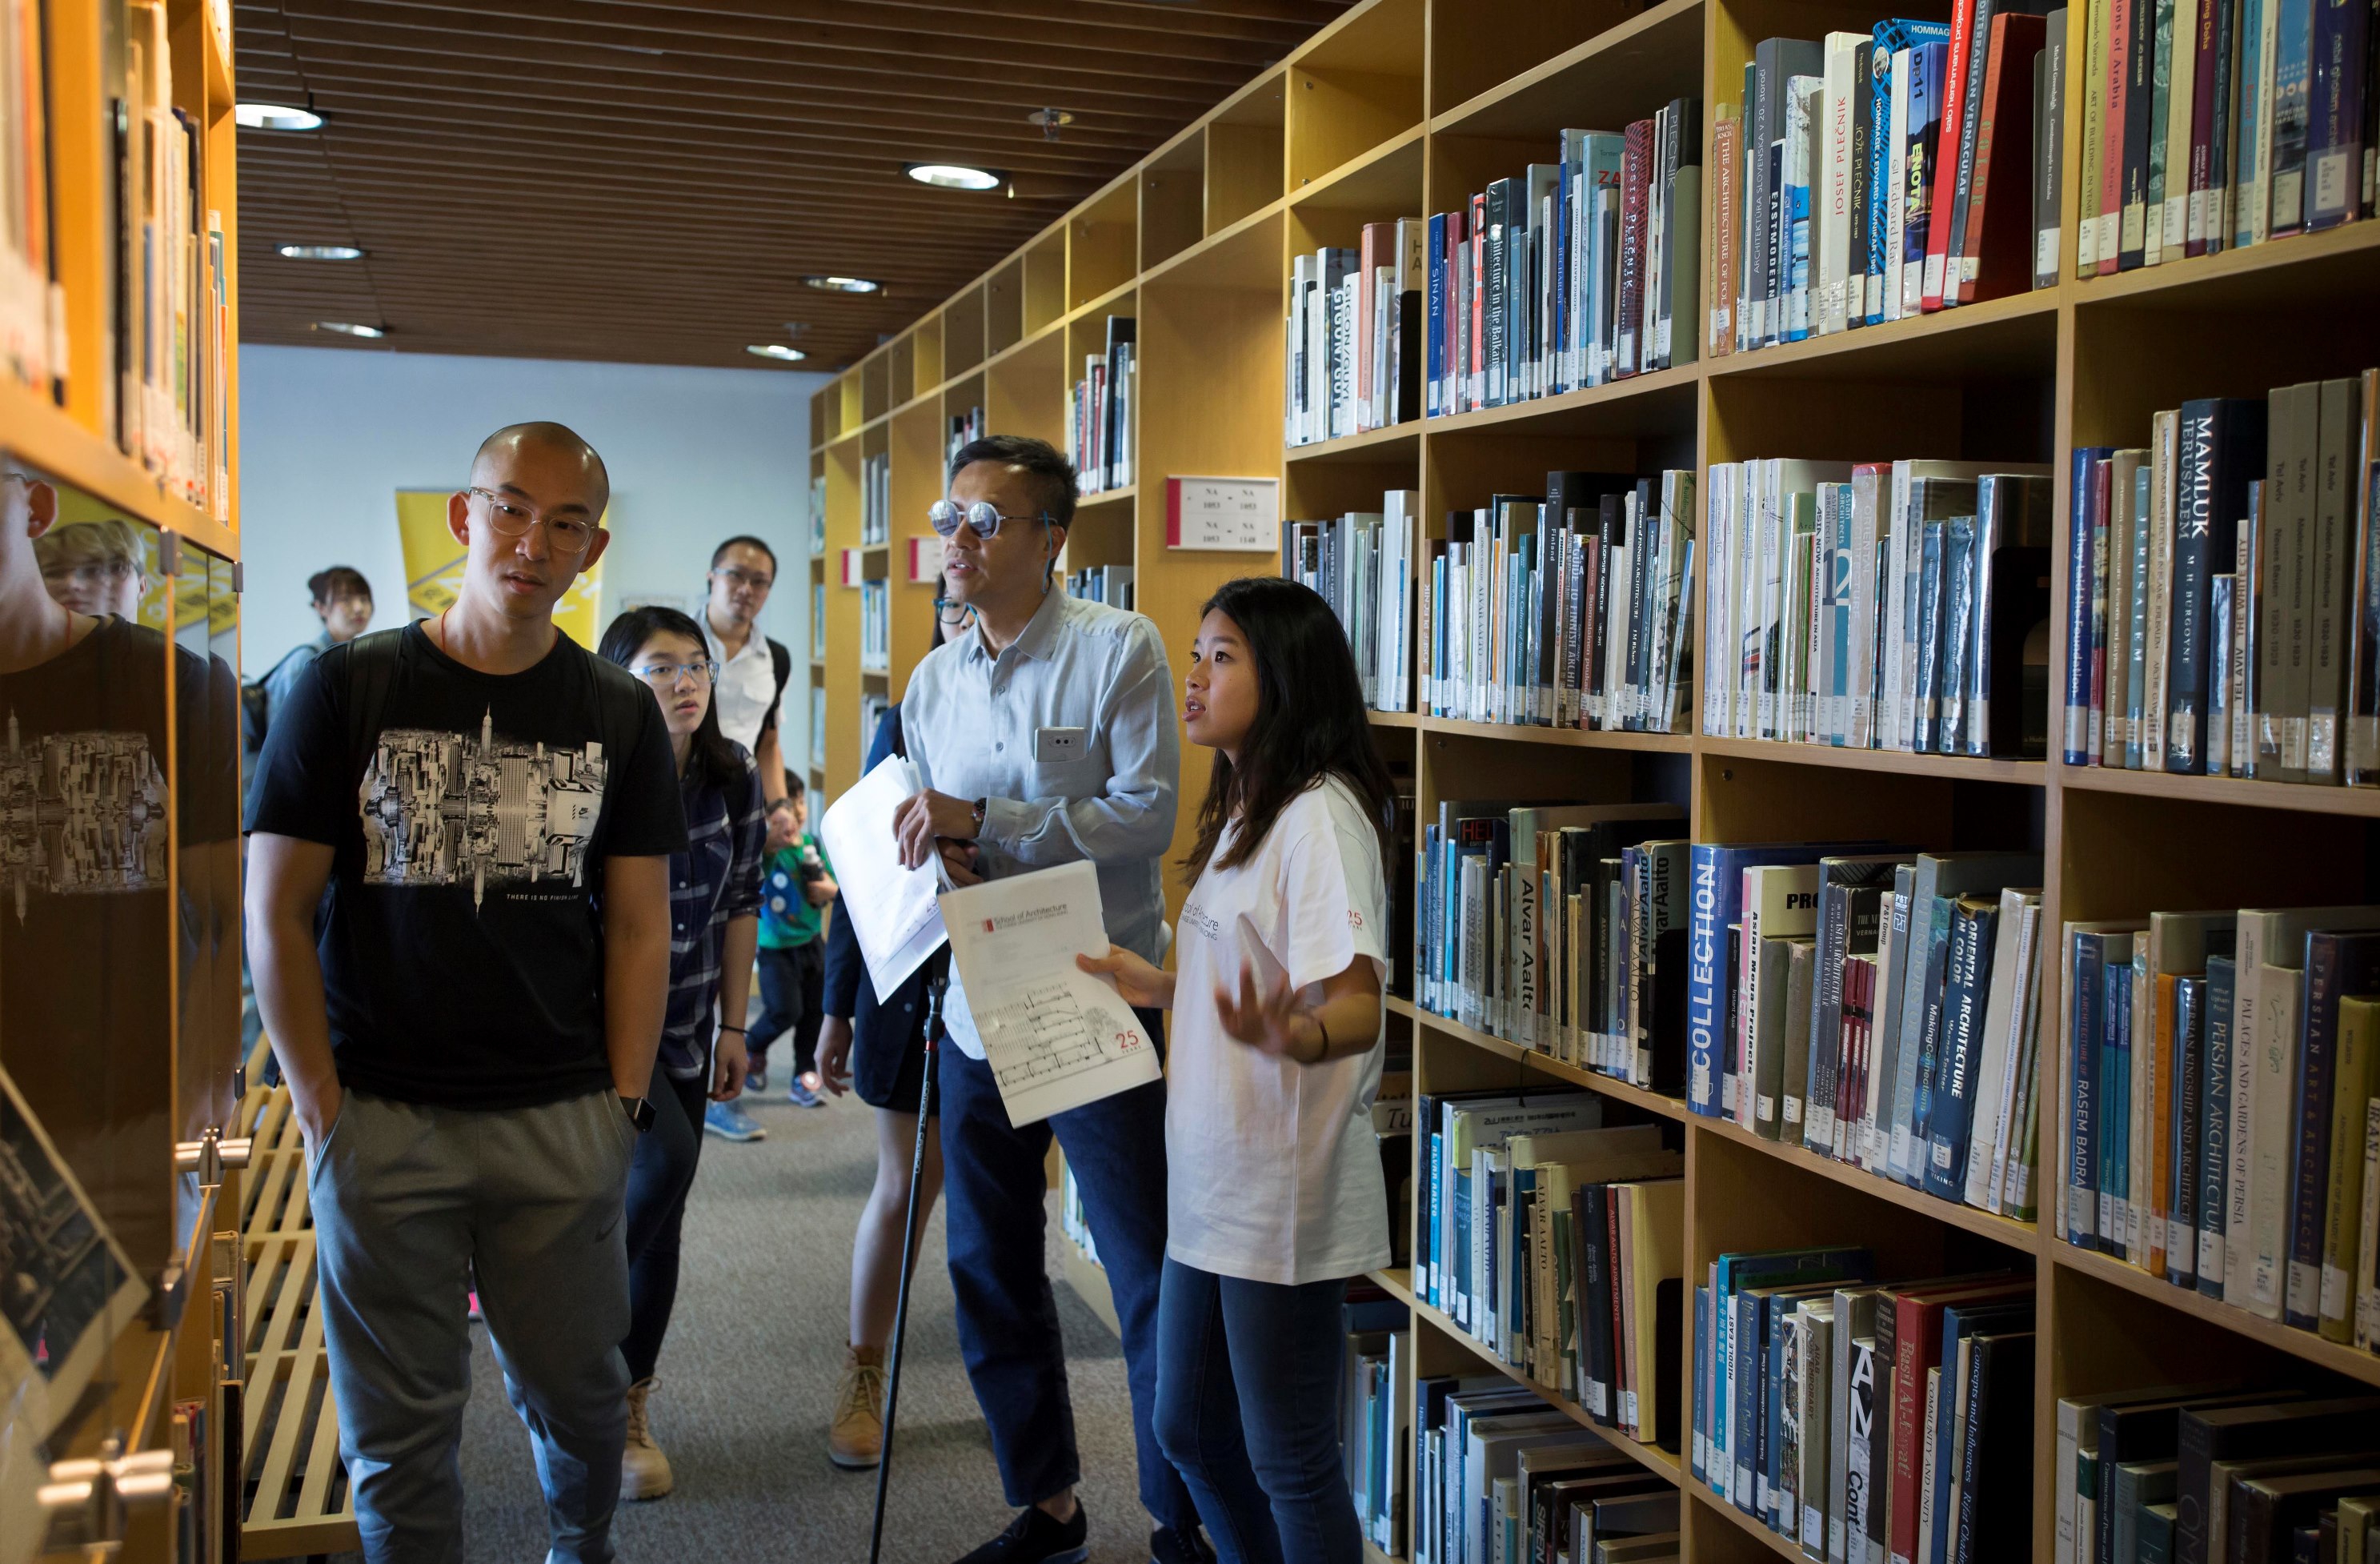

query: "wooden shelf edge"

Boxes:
[2069, 215, 2380, 306]
[1697, 736, 2045, 784]
[1421, 361, 1701, 439]
[1368, 1265, 1420, 1309]
[1426, 0, 1707, 136]
[1691, 1479, 1812, 1562]
[1702, 286, 2058, 380]
[2055, 761, 2380, 817]
[1406, 1002, 1689, 1122]
[1690, 1109, 2041, 1251]
[1076, 483, 1136, 510]
[1285, 419, 1424, 464]
[2049, 1240, 2380, 1388]
[1409, 1293, 1689, 1486]
[1369, 708, 1423, 728]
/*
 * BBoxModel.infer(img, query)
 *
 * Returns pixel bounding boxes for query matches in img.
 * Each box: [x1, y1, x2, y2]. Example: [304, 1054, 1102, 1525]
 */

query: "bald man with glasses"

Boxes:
[246, 422, 688, 1564]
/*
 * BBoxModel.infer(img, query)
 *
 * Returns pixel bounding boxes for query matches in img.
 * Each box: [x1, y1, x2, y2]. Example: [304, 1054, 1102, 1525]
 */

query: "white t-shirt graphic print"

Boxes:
[1165, 776, 1393, 1286]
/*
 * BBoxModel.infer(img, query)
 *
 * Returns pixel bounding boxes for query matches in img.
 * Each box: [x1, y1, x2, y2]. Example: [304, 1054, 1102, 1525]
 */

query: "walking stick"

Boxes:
[867, 953, 947, 1564]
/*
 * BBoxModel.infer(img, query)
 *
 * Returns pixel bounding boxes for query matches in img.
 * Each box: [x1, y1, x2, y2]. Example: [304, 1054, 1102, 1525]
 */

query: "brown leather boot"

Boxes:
[622, 1377, 674, 1500]
[827, 1343, 887, 1470]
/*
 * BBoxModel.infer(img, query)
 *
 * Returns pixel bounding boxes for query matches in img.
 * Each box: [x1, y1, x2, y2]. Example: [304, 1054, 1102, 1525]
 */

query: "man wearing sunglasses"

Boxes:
[246, 422, 687, 1564]
[891, 435, 1208, 1564]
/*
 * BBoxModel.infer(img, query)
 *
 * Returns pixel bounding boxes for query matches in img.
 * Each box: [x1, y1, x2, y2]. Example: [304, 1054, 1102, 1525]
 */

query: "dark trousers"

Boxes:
[938, 1011, 1197, 1532]
[750, 942, 824, 1077]
[621, 1070, 710, 1384]
[1154, 1258, 1360, 1564]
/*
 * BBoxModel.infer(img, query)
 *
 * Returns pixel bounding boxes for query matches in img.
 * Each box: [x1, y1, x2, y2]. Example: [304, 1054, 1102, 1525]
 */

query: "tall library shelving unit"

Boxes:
[811, 0, 2380, 1557]
[7, 3, 250, 1562]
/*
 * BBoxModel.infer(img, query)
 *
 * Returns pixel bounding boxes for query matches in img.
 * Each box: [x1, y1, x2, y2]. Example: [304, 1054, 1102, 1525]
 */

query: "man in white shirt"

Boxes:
[701, 535, 796, 850]
[891, 435, 1208, 1564]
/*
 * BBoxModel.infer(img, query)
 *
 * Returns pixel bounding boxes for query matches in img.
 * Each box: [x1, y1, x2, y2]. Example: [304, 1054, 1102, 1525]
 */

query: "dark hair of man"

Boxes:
[947, 434, 1077, 534]
[474, 421, 611, 515]
[710, 535, 778, 574]
[1180, 575, 1395, 879]
[308, 566, 371, 606]
[598, 605, 749, 793]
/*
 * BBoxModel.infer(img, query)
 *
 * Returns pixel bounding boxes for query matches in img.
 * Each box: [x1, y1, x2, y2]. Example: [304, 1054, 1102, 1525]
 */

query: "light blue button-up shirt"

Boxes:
[901, 586, 1180, 1060]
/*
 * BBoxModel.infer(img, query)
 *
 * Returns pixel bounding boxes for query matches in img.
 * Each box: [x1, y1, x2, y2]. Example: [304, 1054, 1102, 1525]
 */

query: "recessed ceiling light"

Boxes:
[277, 243, 365, 261]
[905, 162, 1003, 191]
[746, 343, 807, 362]
[804, 275, 881, 294]
[314, 321, 385, 339]
[236, 102, 323, 131]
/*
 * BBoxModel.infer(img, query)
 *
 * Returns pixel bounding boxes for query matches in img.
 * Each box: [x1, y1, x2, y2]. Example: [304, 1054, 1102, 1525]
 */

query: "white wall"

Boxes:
[238, 344, 828, 773]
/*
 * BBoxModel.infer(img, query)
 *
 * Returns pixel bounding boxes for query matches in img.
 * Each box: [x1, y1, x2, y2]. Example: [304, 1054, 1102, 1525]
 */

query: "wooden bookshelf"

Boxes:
[9, 4, 246, 1559]
[811, 0, 2380, 1555]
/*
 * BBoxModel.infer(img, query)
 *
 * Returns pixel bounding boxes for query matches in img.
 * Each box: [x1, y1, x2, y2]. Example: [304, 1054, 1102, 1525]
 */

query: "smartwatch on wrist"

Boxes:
[971, 796, 988, 834]
[619, 1094, 655, 1134]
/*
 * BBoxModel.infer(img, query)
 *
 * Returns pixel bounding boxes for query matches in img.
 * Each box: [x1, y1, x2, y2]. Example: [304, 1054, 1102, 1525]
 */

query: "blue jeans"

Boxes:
[622, 1070, 708, 1382]
[938, 1013, 1196, 1532]
[1153, 1258, 1359, 1564]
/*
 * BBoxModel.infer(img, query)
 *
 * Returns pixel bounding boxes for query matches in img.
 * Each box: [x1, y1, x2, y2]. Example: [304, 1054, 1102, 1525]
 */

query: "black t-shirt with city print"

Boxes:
[246, 623, 687, 1109]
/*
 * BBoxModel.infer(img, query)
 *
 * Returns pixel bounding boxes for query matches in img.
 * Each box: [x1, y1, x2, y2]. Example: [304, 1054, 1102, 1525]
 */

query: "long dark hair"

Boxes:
[1181, 575, 1395, 879]
[599, 605, 748, 793]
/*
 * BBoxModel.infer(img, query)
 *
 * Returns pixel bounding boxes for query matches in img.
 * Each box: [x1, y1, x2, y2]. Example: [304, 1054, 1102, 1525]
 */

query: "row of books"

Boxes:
[1418, 1094, 1688, 1450]
[2072, 0, 2378, 279]
[808, 474, 827, 556]
[857, 579, 888, 672]
[860, 450, 890, 547]
[0, 0, 53, 395]
[810, 581, 825, 660]
[1416, 1378, 1681, 1564]
[1284, 232, 1422, 447]
[1414, 801, 1690, 1089]
[857, 692, 887, 768]
[2060, 904, 2380, 1353]
[1341, 1288, 1413, 1555]
[945, 404, 984, 467]
[2055, 1382, 2380, 1564]
[1699, 845, 2049, 1225]
[1423, 471, 1698, 736]
[1064, 563, 1134, 611]
[1064, 317, 1134, 494]
[1698, 459, 2053, 756]
[1697, 1254, 2036, 1564]
[2058, 371, 2380, 785]
[1283, 493, 1416, 712]
[1712, 14, 2060, 358]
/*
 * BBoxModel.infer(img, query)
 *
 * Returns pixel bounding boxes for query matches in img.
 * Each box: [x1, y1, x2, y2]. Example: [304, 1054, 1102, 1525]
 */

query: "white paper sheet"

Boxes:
[939, 860, 1164, 1125]
[815, 753, 948, 1001]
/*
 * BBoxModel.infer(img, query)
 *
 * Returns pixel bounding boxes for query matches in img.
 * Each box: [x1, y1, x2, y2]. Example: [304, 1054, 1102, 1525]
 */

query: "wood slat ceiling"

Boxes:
[233, 0, 1348, 371]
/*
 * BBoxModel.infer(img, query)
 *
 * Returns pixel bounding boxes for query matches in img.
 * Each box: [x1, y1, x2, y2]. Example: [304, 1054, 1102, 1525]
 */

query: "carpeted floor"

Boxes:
[318, 1083, 1153, 1564]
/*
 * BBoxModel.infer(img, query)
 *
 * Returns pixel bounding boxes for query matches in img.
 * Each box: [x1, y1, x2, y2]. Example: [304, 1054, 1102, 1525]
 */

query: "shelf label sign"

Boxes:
[1164, 476, 1277, 551]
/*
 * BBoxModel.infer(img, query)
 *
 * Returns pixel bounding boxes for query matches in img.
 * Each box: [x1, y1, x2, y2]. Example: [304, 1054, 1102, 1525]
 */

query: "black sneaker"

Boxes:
[954, 1504, 1088, 1564]
[1149, 1524, 1216, 1564]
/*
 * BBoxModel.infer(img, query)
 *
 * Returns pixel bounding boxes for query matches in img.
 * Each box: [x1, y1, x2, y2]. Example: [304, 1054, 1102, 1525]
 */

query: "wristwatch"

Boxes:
[970, 796, 988, 834]
[619, 1094, 655, 1134]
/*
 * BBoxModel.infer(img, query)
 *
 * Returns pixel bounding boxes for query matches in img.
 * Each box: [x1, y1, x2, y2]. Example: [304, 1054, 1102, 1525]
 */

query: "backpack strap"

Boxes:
[343, 628, 405, 772]
[768, 636, 791, 704]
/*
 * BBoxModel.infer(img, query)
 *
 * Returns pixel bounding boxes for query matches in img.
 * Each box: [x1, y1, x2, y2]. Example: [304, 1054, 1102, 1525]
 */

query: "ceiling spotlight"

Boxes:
[1026, 107, 1075, 141]
[277, 243, 365, 260]
[314, 321, 385, 339]
[804, 275, 881, 294]
[746, 343, 807, 362]
[236, 102, 323, 131]
[905, 162, 1003, 191]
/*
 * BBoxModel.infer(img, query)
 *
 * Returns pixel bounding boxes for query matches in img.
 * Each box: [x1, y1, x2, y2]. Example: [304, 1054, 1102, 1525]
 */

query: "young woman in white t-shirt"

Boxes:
[1080, 575, 1395, 1564]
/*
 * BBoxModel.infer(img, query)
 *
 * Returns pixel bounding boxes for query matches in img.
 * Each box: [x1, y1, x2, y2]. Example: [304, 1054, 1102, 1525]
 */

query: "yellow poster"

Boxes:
[395, 489, 607, 647]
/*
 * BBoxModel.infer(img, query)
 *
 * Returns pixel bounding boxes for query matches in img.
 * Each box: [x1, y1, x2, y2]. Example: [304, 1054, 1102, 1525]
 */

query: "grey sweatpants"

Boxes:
[310, 1088, 638, 1564]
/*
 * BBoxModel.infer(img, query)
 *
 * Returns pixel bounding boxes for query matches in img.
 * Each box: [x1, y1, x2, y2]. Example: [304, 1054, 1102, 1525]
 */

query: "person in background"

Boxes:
[893, 435, 1208, 1564]
[706, 773, 835, 1140]
[701, 535, 799, 853]
[1080, 577, 1393, 1564]
[33, 515, 148, 620]
[596, 605, 766, 1501]
[811, 583, 967, 1471]
[246, 422, 684, 1564]
[263, 566, 376, 710]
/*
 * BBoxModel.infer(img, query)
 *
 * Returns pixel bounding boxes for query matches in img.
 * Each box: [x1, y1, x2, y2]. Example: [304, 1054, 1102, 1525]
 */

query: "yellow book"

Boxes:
[2319, 995, 2380, 1341]
[1618, 1178, 1686, 1446]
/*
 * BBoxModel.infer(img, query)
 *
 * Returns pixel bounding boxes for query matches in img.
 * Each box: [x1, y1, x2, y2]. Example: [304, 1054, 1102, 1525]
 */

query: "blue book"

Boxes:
[1868, 20, 1951, 319]
[2111, 953, 2137, 1257]
[1693, 1283, 1713, 1482]
[1904, 43, 1950, 300]
[1937, 515, 1977, 754]
[1709, 1246, 1874, 1506]
[1688, 841, 1882, 1117]
[2170, 974, 2207, 1288]
[1923, 893, 2002, 1201]
[2125, 465, 2152, 768]
[1913, 519, 1949, 752]
[1907, 892, 1959, 1175]
[2198, 953, 2235, 1297]
[1930, 1299, 2035, 1564]
[2268, 0, 2317, 234]
[1425, 212, 1448, 417]
[2065, 446, 2118, 763]
[2067, 930, 2114, 1246]
[2233, 0, 2271, 247]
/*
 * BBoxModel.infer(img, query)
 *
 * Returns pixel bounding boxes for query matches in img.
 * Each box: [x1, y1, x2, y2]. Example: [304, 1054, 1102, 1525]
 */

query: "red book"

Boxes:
[1954, 12, 2046, 302]
[1616, 118, 1653, 379]
[1357, 221, 1390, 431]
[2100, 0, 2131, 275]
[1923, 0, 1982, 309]
[2089, 455, 2114, 760]
[2184, 0, 2222, 255]
[1886, 1276, 2033, 1564]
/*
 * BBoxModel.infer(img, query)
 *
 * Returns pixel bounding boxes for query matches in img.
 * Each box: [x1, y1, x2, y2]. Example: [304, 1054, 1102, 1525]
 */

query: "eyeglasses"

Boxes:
[633, 660, 721, 686]
[927, 499, 1052, 539]
[712, 565, 774, 592]
[932, 596, 977, 627]
[468, 487, 599, 555]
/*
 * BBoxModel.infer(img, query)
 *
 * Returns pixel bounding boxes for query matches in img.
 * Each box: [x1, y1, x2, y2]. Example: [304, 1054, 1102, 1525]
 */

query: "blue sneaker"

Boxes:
[787, 1077, 825, 1109]
[703, 1101, 765, 1141]
[744, 1065, 768, 1093]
